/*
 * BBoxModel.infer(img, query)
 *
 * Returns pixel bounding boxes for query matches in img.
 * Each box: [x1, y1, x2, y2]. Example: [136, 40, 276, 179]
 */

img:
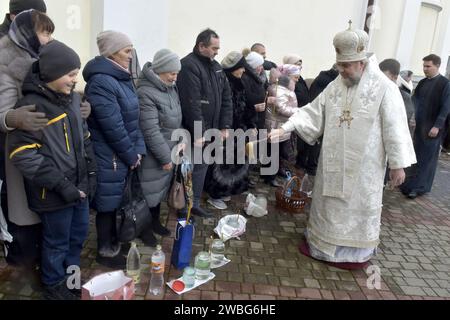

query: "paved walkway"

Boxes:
[1, 154, 450, 300]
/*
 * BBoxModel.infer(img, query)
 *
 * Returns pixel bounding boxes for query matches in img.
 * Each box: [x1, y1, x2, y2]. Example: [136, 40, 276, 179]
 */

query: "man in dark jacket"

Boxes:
[401, 54, 450, 199]
[177, 29, 233, 218]
[444, 116, 450, 152]
[295, 65, 339, 177]
[446, 74, 450, 152]
[0, 0, 47, 38]
[290, 57, 313, 177]
[251, 43, 277, 71]
[309, 65, 339, 102]
[379, 59, 414, 123]
[379, 59, 415, 186]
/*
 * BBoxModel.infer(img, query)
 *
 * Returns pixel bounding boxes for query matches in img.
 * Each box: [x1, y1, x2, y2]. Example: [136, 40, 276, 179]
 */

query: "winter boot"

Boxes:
[151, 206, 170, 237]
[43, 280, 79, 300]
[95, 212, 126, 269]
[139, 229, 158, 247]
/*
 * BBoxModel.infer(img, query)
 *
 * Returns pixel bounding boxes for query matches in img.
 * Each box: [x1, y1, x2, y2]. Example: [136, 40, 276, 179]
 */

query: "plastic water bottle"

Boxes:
[149, 245, 165, 295]
[126, 242, 141, 284]
[300, 174, 314, 197]
[285, 171, 293, 197]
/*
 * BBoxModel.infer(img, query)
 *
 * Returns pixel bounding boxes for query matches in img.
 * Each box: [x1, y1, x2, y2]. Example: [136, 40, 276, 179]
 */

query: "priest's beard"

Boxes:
[342, 66, 365, 88]
[342, 76, 361, 88]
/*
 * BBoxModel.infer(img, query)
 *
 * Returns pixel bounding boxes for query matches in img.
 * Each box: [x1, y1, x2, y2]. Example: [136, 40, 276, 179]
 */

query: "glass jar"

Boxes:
[210, 239, 225, 267]
[194, 251, 211, 280]
[182, 267, 196, 289]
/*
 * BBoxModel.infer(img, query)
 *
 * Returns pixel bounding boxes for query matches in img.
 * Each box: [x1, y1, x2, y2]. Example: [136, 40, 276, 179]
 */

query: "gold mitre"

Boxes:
[333, 20, 369, 63]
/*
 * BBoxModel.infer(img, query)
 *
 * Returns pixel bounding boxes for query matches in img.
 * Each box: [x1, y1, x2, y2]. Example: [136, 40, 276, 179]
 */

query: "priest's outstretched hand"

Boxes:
[269, 128, 286, 143]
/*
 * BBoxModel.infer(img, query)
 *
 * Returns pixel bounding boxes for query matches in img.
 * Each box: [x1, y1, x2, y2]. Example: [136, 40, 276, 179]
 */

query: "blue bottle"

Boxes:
[285, 171, 293, 197]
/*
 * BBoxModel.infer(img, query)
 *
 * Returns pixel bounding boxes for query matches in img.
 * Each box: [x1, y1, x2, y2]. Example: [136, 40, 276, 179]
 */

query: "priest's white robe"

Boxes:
[282, 57, 416, 262]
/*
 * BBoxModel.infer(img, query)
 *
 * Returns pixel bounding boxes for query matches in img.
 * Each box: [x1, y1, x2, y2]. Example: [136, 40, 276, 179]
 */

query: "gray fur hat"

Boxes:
[222, 51, 246, 72]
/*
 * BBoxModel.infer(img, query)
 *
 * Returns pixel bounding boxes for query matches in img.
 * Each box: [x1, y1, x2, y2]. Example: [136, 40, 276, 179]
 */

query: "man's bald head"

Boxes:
[251, 43, 266, 59]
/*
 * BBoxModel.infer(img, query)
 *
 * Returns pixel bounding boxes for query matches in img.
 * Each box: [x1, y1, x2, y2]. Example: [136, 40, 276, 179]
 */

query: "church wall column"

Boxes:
[397, 0, 449, 76]
[435, 0, 450, 75]
[440, 18, 450, 77]
[368, 0, 406, 61]
[396, 0, 422, 70]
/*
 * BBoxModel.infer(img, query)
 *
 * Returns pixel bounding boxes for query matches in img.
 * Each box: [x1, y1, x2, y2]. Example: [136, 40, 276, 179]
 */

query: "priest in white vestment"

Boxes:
[269, 24, 417, 268]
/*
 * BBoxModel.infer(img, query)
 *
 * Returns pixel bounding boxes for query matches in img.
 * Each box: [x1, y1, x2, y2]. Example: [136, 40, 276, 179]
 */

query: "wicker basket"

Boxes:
[275, 176, 309, 213]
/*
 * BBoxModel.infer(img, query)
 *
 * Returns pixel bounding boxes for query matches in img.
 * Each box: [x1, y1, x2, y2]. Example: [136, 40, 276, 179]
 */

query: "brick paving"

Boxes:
[1, 154, 450, 300]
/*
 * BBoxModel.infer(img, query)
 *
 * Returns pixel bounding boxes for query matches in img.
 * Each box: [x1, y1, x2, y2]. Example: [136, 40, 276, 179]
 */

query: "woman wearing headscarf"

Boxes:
[242, 51, 266, 132]
[83, 30, 146, 268]
[241, 51, 267, 187]
[137, 49, 183, 247]
[283, 54, 310, 108]
[0, 9, 54, 268]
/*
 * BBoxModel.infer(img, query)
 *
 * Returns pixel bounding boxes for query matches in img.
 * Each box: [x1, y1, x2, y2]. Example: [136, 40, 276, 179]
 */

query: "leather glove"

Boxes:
[6, 105, 48, 131]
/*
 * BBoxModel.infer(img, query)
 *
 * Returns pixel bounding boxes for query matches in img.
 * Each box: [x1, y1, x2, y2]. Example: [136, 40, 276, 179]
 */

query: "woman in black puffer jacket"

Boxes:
[242, 51, 267, 130]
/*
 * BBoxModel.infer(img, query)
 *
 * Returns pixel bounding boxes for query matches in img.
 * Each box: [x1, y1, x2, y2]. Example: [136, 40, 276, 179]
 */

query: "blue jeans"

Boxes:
[39, 201, 89, 286]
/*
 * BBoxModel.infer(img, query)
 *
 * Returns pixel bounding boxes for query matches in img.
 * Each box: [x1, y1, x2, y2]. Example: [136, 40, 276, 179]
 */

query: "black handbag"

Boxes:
[116, 171, 151, 243]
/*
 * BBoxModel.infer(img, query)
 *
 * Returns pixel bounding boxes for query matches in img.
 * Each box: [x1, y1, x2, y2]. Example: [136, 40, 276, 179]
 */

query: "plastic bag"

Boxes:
[214, 215, 247, 242]
[300, 174, 314, 198]
[82, 271, 135, 300]
[244, 194, 268, 218]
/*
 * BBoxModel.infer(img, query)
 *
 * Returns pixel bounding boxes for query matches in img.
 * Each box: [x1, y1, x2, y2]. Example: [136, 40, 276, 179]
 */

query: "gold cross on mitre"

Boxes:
[348, 20, 353, 30]
[339, 110, 354, 129]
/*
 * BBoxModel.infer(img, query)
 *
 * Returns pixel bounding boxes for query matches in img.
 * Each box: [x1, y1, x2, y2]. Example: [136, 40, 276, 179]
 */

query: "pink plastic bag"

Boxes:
[82, 271, 135, 300]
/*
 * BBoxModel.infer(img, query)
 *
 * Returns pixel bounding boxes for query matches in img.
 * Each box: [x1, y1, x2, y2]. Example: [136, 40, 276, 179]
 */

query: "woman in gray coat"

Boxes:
[137, 49, 183, 247]
[0, 10, 54, 267]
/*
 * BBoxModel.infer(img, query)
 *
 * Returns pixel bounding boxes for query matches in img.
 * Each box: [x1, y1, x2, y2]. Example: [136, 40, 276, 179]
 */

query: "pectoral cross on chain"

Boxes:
[339, 110, 354, 129]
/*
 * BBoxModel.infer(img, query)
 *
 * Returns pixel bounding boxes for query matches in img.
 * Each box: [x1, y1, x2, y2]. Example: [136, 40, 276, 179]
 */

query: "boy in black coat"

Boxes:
[8, 40, 96, 300]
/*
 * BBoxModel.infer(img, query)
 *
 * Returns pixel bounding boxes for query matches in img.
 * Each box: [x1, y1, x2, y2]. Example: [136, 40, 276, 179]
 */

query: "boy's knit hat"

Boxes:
[39, 40, 81, 82]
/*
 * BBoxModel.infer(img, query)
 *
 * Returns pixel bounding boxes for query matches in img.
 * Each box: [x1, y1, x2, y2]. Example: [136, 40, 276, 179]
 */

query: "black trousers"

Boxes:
[263, 139, 294, 183]
[1, 182, 42, 268]
[296, 138, 322, 176]
[95, 211, 117, 251]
